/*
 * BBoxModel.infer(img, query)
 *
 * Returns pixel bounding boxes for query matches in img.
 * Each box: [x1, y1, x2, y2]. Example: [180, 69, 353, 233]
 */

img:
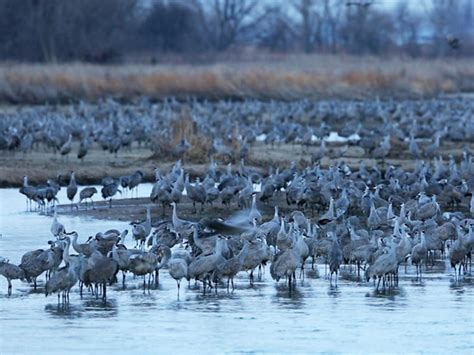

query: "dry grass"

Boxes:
[1, 55, 473, 104]
[151, 111, 211, 163]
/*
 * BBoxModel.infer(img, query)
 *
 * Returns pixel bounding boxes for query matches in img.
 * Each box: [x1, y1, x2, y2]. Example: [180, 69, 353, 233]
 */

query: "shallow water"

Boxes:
[0, 187, 473, 354]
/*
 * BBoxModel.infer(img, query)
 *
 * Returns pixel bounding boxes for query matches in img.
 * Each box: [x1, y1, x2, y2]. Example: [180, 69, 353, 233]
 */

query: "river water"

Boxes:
[0, 186, 473, 354]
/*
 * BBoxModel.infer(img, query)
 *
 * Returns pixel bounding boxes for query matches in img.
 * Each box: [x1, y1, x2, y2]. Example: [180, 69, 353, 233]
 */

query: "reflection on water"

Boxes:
[1, 187, 473, 354]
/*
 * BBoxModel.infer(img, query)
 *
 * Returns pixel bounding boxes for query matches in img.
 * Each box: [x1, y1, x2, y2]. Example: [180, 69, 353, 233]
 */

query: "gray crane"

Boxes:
[45, 236, 80, 303]
[411, 231, 427, 279]
[128, 250, 160, 292]
[67, 171, 78, 210]
[82, 242, 119, 300]
[188, 237, 227, 293]
[0, 257, 26, 295]
[71, 231, 93, 257]
[213, 240, 250, 292]
[19, 175, 37, 211]
[270, 245, 300, 291]
[132, 207, 152, 247]
[50, 209, 65, 237]
[449, 226, 467, 279]
[79, 187, 98, 209]
[128, 170, 144, 198]
[59, 134, 72, 159]
[329, 232, 343, 286]
[101, 180, 121, 208]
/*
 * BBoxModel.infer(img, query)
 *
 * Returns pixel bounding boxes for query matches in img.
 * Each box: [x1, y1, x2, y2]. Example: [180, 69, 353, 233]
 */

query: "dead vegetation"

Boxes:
[1, 55, 473, 104]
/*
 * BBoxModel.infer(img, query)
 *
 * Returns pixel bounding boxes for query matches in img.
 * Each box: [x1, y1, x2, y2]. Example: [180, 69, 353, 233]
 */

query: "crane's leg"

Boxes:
[7, 279, 12, 296]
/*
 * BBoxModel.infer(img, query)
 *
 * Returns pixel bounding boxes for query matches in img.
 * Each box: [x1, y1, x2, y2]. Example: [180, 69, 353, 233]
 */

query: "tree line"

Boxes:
[0, 0, 472, 63]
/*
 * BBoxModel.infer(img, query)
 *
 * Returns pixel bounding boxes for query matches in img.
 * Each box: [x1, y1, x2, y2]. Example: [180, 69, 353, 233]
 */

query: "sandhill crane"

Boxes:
[128, 250, 160, 292]
[329, 232, 343, 286]
[95, 230, 126, 256]
[0, 257, 26, 295]
[186, 175, 207, 213]
[19, 248, 51, 290]
[71, 231, 93, 257]
[367, 200, 382, 230]
[50, 210, 65, 237]
[416, 196, 439, 221]
[319, 197, 336, 225]
[128, 170, 144, 198]
[83, 242, 119, 300]
[365, 244, 398, 290]
[450, 227, 467, 279]
[132, 207, 152, 247]
[411, 231, 427, 279]
[110, 244, 141, 287]
[270, 244, 300, 291]
[101, 180, 121, 208]
[213, 240, 250, 292]
[168, 257, 189, 296]
[395, 227, 412, 272]
[170, 202, 194, 240]
[77, 137, 89, 161]
[258, 206, 280, 247]
[79, 187, 97, 209]
[276, 219, 293, 251]
[19, 176, 37, 211]
[67, 171, 78, 210]
[60, 134, 72, 159]
[45, 236, 80, 303]
[248, 194, 262, 223]
[188, 237, 227, 293]
[243, 238, 273, 285]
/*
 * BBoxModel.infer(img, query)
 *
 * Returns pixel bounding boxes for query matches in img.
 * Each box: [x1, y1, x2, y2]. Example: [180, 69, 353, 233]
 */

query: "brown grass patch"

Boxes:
[151, 111, 211, 163]
[0, 55, 474, 104]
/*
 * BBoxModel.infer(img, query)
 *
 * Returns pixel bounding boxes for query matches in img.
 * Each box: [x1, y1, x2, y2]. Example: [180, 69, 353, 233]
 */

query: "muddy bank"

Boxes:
[1, 140, 471, 188]
[56, 195, 299, 224]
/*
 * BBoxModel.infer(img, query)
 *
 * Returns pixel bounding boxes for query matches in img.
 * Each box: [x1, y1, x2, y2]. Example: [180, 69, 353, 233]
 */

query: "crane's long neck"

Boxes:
[72, 233, 80, 250]
[215, 239, 224, 256]
[120, 230, 127, 245]
[273, 207, 279, 223]
[279, 219, 285, 235]
[146, 208, 151, 225]
[251, 194, 257, 211]
[238, 243, 249, 263]
[329, 198, 335, 217]
[62, 239, 71, 266]
[23, 176, 28, 187]
[172, 204, 179, 227]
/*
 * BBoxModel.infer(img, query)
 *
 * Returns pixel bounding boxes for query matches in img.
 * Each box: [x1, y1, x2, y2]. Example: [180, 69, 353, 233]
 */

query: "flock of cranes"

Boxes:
[3, 152, 474, 301]
[1, 98, 473, 164]
[2, 97, 474, 304]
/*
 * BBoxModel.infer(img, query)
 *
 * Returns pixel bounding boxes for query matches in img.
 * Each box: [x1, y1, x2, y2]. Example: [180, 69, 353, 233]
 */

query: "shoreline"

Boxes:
[1, 140, 471, 188]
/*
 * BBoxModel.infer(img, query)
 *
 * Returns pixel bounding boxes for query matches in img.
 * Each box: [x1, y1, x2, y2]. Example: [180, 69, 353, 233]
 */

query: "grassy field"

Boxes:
[1, 55, 473, 104]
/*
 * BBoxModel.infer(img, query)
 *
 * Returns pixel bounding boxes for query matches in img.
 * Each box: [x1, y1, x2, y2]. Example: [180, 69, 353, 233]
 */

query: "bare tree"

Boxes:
[394, 1, 421, 57]
[205, 0, 265, 50]
[291, 0, 321, 53]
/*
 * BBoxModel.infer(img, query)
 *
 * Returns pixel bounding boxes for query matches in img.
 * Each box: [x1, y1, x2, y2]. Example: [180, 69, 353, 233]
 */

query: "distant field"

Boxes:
[0, 55, 473, 104]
